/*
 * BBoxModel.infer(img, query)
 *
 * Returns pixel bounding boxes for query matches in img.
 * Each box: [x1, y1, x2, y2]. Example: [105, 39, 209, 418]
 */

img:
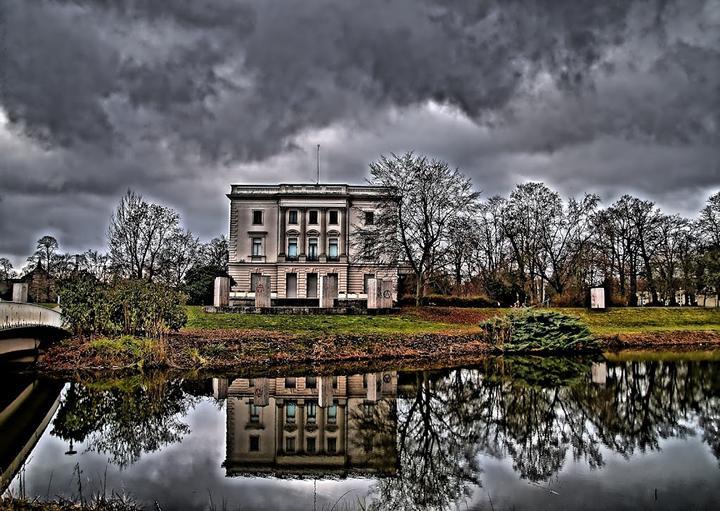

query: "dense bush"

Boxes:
[480, 309, 597, 353]
[59, 276, 187, 338]
[399, 294, 499, 307]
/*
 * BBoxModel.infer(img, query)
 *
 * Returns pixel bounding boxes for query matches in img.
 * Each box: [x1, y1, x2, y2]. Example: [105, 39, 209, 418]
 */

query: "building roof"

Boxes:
[227, 183, 394, 200]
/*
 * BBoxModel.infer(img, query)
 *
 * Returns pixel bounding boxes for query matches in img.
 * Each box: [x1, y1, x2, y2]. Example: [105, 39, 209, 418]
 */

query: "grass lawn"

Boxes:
[553, 307, 720, 335]
[184, 305, 475, 336]
[184, 305, 720, 337]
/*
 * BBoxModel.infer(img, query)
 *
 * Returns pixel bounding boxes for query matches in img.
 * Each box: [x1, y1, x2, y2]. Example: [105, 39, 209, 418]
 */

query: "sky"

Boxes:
[1, 0, 719, 268]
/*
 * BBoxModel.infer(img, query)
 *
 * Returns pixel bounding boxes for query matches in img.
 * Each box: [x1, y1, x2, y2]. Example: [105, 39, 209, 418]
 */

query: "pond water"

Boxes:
[2, 352, 720, 510]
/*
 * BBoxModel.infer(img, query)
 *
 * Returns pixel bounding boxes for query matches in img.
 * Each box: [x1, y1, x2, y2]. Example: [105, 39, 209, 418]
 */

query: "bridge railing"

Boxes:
[0, 302, 66, 332]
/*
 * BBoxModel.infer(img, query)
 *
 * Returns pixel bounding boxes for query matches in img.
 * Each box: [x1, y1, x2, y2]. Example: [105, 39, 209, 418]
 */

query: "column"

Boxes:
[300, 208, 307, 260]
[276, 401, 285, 454]
[278, 206, 286, 257]
[297, 400, 305, 452]
[339, 208, 346, 257]
[320, 207, 327, 261]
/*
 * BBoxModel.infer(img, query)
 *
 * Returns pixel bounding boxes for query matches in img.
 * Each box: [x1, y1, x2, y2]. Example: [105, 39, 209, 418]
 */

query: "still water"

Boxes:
[2, 354, 720, 510]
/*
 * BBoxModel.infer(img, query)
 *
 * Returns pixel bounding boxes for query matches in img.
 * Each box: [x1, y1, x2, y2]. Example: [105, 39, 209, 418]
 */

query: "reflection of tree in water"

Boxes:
[366, 371, 483, 511]
[365, 357, 720, 510]
[51, 376, 198, 468]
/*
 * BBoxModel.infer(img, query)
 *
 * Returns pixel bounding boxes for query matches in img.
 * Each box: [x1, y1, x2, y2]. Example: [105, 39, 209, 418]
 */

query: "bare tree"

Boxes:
[353, 153, 480, 305]
[159, 229, 201, 288]
[108, 190, 180, 281]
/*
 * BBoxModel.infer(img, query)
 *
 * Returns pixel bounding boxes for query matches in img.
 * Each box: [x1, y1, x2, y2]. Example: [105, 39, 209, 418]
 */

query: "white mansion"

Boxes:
[227, 184, 403, 302]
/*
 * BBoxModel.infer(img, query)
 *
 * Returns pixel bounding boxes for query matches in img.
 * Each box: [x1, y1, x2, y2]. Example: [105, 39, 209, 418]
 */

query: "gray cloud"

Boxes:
[1, 0, 719, 266]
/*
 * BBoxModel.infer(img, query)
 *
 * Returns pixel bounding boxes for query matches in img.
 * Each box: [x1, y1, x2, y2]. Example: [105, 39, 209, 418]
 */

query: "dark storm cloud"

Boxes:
[1, 0, 719, 264]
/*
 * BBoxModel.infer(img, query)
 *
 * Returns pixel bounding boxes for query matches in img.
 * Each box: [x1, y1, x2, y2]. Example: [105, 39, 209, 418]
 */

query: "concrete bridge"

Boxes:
[0, 302, 66, 333]
[0, 302, 68, 359]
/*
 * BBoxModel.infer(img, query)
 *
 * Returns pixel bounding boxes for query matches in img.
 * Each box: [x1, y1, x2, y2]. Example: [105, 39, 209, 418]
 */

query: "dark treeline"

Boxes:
[445, 184, 719, 307]
[0, 190, 229, 305]
[358, 153, 720, 307]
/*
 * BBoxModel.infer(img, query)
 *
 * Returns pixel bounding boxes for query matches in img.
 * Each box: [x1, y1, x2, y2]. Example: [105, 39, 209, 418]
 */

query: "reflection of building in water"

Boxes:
[218, 373, 398, 477]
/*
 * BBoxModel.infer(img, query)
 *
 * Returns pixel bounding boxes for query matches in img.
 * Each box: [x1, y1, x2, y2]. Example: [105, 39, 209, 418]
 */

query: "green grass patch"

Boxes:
[184, 306, 467, 336]
[554, 307, 720, 335]
[90, 335, 155, 357]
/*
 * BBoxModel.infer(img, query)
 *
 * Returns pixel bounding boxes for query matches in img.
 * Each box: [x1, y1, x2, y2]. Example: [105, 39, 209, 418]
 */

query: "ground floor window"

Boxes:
[250, 273, 262, 291]
[363, 274, 375, 293]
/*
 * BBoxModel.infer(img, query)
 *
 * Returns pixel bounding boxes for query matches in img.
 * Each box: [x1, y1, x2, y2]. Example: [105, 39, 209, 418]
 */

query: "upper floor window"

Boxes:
[308, 238, 319, 260]
[249, 403, 261, 423]
[306, 402, 317, 424]
[309, 210, 318, 224]
[251, 237, 263, 256]
[286, 402, 297, 423]
[328, 238, 339, 259]
[252, 210, 263, 225]
[329, 210, 339, 225]
[327, 405, 337, 424]
[364, 211, 374, 225]
[288, 210, 298, 224]
[288, 237, 298, 259]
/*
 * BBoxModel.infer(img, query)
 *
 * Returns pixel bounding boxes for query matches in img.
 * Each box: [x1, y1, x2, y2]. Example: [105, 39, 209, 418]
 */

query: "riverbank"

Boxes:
[35, 306, 720, 373]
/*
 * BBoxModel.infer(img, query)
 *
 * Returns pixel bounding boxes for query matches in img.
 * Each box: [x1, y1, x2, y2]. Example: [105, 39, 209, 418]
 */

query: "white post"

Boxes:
[214, 277, 230, 307]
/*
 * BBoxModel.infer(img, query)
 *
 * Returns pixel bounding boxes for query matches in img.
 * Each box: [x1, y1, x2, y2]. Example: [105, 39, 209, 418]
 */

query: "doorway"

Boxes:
[286, 273, 297, 298]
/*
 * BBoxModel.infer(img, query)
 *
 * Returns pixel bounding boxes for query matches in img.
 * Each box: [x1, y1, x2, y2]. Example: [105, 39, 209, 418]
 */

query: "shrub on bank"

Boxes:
[59, 276, 187, 338]
[480, 309, 597, 353]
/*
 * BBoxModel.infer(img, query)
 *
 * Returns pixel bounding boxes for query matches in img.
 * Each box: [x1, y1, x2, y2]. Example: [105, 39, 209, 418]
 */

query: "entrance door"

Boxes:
[306, 273, 318, 298]
[286, 273, 297, 298]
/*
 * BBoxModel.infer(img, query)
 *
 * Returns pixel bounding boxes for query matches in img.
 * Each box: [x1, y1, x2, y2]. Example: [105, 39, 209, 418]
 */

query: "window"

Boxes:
[249, 435, 260, 452]
[306, 437, 316, 454]
[327, 437, 337, 454]
[329, 210, 338, 224]
[288, 210, 298, 224]
[306, 376, 317, 389]
[285, 377, 296, 389]
[363, 274, 375, 294]
[328, 238, 339, 260]
[285, 437, 296, 453]
[309, 210, 318, 224]
[251, 237, 263, 257]
[249, 403, 261, 423]
[332, 375, 338, 389]
[286, 402, 297, 423]
[308, 238, 319, 260]
[327, 404, 337, 424]
[307, 402, 317, 424]
[288, 238, 298, 259]
[364, 211, 374, 225]
[252, 210, 263, 225]
[363, 402, 375, 417]
[250, 273, 262, 292]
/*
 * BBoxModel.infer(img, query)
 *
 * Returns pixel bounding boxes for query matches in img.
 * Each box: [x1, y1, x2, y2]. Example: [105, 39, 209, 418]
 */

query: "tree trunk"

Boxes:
[415, 272, 424, 306]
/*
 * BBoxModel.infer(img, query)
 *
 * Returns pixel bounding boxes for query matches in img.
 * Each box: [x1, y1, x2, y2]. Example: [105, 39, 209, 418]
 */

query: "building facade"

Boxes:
[227, 184, 401, 302]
